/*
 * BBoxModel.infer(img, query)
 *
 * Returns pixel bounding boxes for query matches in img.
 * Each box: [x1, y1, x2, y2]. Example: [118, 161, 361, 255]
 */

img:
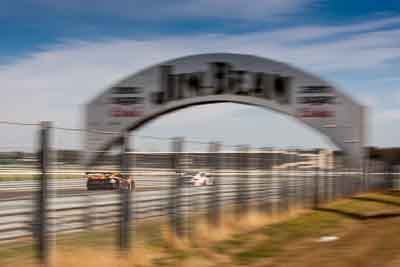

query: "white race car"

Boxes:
[190, 172, 213, 186]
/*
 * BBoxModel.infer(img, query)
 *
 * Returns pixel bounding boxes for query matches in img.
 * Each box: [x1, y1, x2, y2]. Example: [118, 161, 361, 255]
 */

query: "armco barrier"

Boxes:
[0, 172, 390, 243]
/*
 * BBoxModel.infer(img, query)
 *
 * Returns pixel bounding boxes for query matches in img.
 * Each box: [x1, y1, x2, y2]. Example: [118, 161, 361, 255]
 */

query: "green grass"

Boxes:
[221, 195, 400, 265]
[0, 174, 82, 181]
[324, 198, 400, 216]
[0, 219, 166, 266]
[211, 211, 345, 265]
[55, 229, 115, 248]
[213, 235, 252, 254]
[0, 175, 41, 181]
[0, 159, 17, 165]
[234, 245, 280, 265]
[4, 195, 399, 266]
[0, 229, 117, 265]
[354, 192, 400, 206]
[0, 242, 37, 267]
[55, 219, 170, 251]
[235, 211, 344, 265]
[0, 243, 35, 260]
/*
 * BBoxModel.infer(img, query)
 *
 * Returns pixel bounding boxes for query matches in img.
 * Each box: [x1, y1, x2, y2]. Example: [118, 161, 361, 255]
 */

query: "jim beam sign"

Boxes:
[151, 63, 291, 106]
[85, 53, 365, 168]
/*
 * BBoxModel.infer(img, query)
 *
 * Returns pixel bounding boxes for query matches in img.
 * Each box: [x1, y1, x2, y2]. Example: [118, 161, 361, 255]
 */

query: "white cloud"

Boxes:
[176, 0, 313, 19]
[265, 16, 400, 42]
[10, 0, 315, 20]
[0, 16, 400, 149]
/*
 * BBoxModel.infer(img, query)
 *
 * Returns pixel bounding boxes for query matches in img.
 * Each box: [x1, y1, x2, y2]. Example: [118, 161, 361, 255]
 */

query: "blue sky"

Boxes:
[0, 0, 399, 151]
[1, 0, 400, 59]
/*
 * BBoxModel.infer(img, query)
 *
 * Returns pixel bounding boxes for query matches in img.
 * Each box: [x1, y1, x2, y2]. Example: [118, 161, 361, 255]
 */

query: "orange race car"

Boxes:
[86, 172, 135, 191]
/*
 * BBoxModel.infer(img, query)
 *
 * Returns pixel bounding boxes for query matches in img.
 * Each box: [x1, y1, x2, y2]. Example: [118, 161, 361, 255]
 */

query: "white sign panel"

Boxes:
[85, 53, 365, 167]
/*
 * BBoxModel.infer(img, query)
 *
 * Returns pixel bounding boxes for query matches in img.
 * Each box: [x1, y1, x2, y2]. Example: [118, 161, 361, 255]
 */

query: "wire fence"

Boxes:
[0, 121, 397, 266]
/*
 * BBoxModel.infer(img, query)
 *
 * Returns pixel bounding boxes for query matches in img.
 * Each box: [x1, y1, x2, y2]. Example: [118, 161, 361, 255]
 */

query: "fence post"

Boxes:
[236, 145, 249, 218]
[84, 194, 93, 230]
[289, 150, 297, 209]
[118, 130, 132, 251]
[286, 150, 292, 210]
[340, 157, 346, 198]
[323, 153, 329, 203]
[300, 153, 308, 207]
[257, 148, 268, 213]
[313, 150, 320, 209]
[169, 137, 185, 238]
[278, 150, 289, 213]
[331, 155, 337, 200]
[364, 157, 370, 192]
[291, 151, 302, 208]
[270, 149, 279, 213]
[208, 142, 221, 226]
[362, 154, 367, 192]
[35, 121, 51, 266]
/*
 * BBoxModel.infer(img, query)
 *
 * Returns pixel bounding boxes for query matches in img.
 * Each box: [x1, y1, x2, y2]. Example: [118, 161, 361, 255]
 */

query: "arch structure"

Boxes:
[85, 53, 366, 168]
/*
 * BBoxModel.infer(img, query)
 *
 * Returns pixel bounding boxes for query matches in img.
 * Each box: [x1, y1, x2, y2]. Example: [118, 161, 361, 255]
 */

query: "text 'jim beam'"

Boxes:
[151, 62, 292, 106]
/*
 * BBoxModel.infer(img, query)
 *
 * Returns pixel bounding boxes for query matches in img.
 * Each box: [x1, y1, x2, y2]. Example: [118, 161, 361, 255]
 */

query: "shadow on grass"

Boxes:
[318, 195, 400, 219]
[352, 192, 400, 207]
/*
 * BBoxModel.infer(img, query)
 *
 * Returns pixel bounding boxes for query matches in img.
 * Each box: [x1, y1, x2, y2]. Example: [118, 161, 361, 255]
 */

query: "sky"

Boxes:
[0, 0, 399, 152]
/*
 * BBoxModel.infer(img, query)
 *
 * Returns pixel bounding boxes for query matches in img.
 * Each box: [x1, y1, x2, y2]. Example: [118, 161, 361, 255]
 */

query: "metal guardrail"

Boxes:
[0, 173, 390, 243]
[0, 171, 392, 191]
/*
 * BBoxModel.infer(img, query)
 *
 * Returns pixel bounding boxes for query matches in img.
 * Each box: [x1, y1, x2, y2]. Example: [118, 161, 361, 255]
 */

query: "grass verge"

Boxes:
[4, 192, 400, 267]
[0, 174, 82, 181]
[319, 196, 400, 218]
